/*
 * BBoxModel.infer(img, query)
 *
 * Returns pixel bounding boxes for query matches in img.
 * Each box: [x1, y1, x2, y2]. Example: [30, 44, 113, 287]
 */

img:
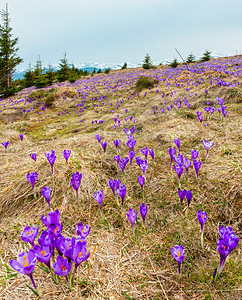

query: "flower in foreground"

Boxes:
[140, 203, 148, 225]
[21, 225, 39, 247]
[94, 190, 104, 211]
[75, 222, 91, 239]
[129, 150, 135, 165]
[19, 134, 24, 141]
[53, 255, 72, 282]
[126, 208, 137, 230]
[197, 210, 207, 249]
[63, 149, 71, 165]
[95, 134, 101, 143]
[41, 186, 51, 209]
[70, 172, 82, 202]
[216, 226, 239, 277]
[183, 158, 191, 176]
[10, 249, 37, 289]
[27, 172, 38, 191]
[149, 149, 154, 161]
[202, 140, 214, 159]
[33, 244, 53, 269]
[71, 240, 90, 270]
[171, 245, 184, 276]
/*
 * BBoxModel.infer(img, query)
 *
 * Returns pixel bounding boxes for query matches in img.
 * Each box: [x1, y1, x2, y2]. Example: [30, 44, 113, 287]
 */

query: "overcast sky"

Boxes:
[3, 0, 242, 69]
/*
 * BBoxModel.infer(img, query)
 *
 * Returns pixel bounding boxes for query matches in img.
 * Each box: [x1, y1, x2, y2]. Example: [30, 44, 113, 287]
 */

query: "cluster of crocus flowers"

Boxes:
[127, 203, 148, 232]
[10, 209, 91, 290]
[215, 226, 239, 278]
[197, 210, 207, 249]
[178, 189, 192, 213]
[171, 245, 184, 277]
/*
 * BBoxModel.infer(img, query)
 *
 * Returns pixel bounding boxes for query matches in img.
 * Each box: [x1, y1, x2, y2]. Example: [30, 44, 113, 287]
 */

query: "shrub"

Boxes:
[104, 68, 110, 74]
[45, 94, 55, 108]
[135, 76, 159, 91]
[170, 59, 179, 68]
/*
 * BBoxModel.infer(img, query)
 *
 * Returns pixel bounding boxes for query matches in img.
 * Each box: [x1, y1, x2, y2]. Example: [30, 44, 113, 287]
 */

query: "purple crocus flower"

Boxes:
[108, 178, 116, 195]
[38, 231, 55, 248]
[33, 244, 53, 269]
[126, 208, 137, 229]
[71, 240, 90, 270]
[129, 150, 135, 165]
[70, 172, 82, 202]
[173, 153, 183, 165]
[114, 154, 120, 165]
[169, 147, 176, 172]
[178, 189, 186, 205]
[116, 184, 126, 206]
[171, 245, 184, 276]
[101, 141, 107, 153]
[75, 223, 91, 238]
[139, 159, 149, 175]
[183, 158, 191, 176]
[59, 236, 76, 261]
[135, 156, 142, 167]
[95, 134, 101, 143]
[197, 210, 207, 249]
[186, 190, 192, 207]
[202, 140, 214, 159]
[149, 149, 154, 161]
[63, 149, 71, 164]
[41, 209, 61, 231]
[27, 172, 38, 191]
[141, 147, 149, 159]
[140, 203, 148, 225]
[45, 150, 56, 175]
[119, 157, 129, 174]
[193, 160, 201, 180]
[19, 134, 23, 141]
[113, 139, 121, 150]
[126, 139, 136, 150]
[10, 249, 37, 289]
[216, 226, 239, 277]
[174, 164, 183, 185]
[29, 153, 37, 162]
[21, 225, 39, 247]
[191, 149, 199, 160]
[138, 175, 145, 191]
[174, 139, 180, 152]
[2, 141, 9, 149]
[94, 190, 104, 211]
[53, 255, 72, 282]
[41, 186, 51, 209]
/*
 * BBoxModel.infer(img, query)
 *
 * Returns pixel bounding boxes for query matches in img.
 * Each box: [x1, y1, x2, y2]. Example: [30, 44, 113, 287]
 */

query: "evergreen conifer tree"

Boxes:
[142, 54, 153, 70]
[201, 50, 212, 62]
[57, 52, 70, 82]
[0, 4, 23, 96]
[24, 63, 35, 87]
[186, 53, 195, 63]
